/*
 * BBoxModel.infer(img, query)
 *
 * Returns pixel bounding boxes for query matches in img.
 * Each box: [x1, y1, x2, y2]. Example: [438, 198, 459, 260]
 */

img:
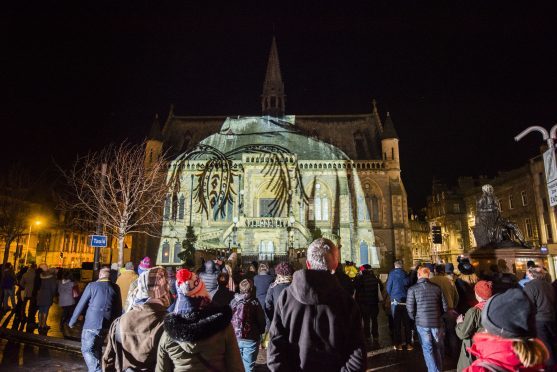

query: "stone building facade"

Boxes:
[146, 38, 411, 271]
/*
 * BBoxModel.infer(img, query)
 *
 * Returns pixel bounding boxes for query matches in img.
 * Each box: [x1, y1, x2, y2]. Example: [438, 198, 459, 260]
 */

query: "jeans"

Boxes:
[2, 288, 15, 310]
[361, 303, 379, 339]
[392, 303, 411, 345]
[238, 339, 259, 372]
[81, 328, 106, 372]
[416, 326, 444, 372]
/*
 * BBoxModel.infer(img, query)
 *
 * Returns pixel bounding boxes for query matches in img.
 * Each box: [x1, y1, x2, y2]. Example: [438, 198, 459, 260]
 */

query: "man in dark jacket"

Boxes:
[69, 268, 121, 372]
[211, 272, 235, 307]
[354, 264, 382, 344]
[386, 260, 411, 350]
[406, 267, 448, 372]
[523, 266, 557, 367]
[254, 263, 274, 307]
[199, 259, 219, 294]
[267, 238, 366, 371]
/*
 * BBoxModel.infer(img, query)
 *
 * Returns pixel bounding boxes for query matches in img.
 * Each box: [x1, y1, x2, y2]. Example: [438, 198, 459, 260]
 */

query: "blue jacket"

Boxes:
[69, 278, 121, 330]
[386, 268, 409, 302]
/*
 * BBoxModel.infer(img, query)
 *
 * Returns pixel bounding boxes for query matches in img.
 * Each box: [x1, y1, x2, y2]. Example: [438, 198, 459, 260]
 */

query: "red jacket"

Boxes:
[464, 333, 546, 372]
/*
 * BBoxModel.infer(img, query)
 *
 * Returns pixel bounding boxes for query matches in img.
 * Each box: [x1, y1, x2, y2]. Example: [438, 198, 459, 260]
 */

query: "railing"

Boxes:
[245, 217, 290, 228]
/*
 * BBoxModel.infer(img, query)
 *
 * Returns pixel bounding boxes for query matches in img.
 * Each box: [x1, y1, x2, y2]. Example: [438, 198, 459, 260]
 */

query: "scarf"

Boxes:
[474, 300, 487, 310]
[270, 274, 292, 288]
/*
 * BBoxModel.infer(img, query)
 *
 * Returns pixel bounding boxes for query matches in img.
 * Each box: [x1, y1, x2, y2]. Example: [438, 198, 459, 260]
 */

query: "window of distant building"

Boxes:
[260, 198, 277, 218]
[178, 194, 185, 220]
[161, 241, 170, 263]
[525, 218, 533, 237]
[310, 183, 329, 221]
[509, 194, 514, 210]
[259, 240, 274, 261]
[521, 191, 528, 206]
[213, 196, 233, 222]
[453, 203, 460, 213]
[163, 195, 171, 220]
[174, 241, 182, 263]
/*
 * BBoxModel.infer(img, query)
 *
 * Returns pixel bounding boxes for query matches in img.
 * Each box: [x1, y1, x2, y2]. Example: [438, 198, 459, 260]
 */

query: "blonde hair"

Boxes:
[512, 338, 548, 367]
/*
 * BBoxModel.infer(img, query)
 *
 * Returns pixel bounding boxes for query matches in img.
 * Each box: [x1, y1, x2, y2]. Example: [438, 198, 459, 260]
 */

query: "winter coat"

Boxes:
[199, 260, 219, 294]
[406, 278, 448, 328]
[455, 277, 478, 315]
[523, 278, 556, 322]
[354, 271, 381, 306]
[456, 306, 483, 371]
[386, 268, 409, 302]
[464, 333, 546, 372]
[20, 268, 36, 298]
[211, 285, 235, 307]
[230, 292, 266, 341]
[156, 306, 243, 372]
[69, 278, 122, 330]
[335, 269, 355, 297]
[1, 268, 16, 289]
[36, 273, 58, 307]
[116, 269, 138, 309]
[58, 279, 75, 307]
[430, 274, 459, 309]
[267, 269, 366, 372]
[254, 273, 274, 306]
[264, 282, 290, 323]
[103, 301, 167, 371]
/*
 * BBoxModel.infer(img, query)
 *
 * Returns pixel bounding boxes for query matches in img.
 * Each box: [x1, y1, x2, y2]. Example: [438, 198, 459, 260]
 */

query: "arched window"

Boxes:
[357, 196, 369, 221]
[178, 195, 185, 220]
[173, 241, 182, 263]
[359, 240, 380, 267]
[163, 195, 171, 221]
[259, 240, 274, 261]
[161, 241, 170, 263]
[312, 183, 329, 221]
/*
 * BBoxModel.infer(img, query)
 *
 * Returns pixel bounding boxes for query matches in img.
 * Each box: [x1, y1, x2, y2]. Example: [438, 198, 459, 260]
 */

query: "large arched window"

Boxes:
[161, 241, 170, 263]
[178, 195, 185, 220]
[310, 183, 329, 221]
[359, 240, 380, 267]
[163, 195, 171, 221]
[362, 183, 381, 224]
[259, 240, 274, 261]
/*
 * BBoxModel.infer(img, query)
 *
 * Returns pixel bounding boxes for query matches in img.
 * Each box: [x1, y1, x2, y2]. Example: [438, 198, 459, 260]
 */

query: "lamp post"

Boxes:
[24, 219, 41, 266]
[287, 215, 295, 258]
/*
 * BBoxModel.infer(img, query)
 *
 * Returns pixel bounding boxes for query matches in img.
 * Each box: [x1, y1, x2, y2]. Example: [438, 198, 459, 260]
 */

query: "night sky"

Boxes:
[2, 1, 556, 208]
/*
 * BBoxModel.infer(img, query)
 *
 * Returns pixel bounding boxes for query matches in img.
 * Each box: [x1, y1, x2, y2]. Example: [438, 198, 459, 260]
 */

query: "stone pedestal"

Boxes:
[469, 247, 548, 279]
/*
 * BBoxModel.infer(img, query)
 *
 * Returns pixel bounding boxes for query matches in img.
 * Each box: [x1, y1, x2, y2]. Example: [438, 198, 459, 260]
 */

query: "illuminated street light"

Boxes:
[24, 219, 42, 266]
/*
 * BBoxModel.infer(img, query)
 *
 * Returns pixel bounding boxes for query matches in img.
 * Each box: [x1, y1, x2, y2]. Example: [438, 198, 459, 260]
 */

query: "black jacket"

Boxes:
[406, 278, 448, 328]
[211, 285, 235, 307]
[264, 282, 290, 323]
[69, 278, 122, 330]
[199, 260, 219, 294]
[254, 273, 274, 306]
[523, 278, 556, 322]
[354, 271, 381, 306]
[267, 269, 366, 372]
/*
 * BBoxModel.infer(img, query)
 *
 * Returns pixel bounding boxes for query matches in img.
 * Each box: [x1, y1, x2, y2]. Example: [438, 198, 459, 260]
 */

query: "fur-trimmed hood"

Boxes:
[164, 305, 232, 345]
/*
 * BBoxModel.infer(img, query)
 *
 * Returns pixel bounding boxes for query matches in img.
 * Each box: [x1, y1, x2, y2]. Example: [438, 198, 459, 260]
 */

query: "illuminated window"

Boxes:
[313, 184, 329, 221]
[259, 241, 274, 261]
[453, 203, 460, 213]
[161, 241, 170, 263]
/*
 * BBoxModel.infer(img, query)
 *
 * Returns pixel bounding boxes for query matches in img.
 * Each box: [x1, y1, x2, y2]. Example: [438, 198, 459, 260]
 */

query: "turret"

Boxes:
[381, 111, 400, 171]
[145, 113, 164, 168]
[261, 37, 286, 117]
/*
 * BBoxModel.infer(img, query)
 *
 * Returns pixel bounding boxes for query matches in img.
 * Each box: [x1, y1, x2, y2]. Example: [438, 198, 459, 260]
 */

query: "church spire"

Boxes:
[261, 37, 286, 117]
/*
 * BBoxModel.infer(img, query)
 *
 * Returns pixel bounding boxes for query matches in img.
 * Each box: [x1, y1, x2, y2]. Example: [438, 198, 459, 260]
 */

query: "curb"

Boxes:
[0, 328, 82, 354]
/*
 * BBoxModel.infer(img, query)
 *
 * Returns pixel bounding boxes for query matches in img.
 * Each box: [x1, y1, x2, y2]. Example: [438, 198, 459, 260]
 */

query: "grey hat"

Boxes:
[125, 262, 134, 270]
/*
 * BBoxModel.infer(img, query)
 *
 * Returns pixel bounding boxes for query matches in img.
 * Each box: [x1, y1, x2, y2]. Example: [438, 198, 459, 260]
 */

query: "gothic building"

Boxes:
[146, 38, 411, 271]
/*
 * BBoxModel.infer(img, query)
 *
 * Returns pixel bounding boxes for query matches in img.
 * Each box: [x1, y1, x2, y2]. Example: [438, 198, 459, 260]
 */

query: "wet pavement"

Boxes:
[0, 302, 456, 371]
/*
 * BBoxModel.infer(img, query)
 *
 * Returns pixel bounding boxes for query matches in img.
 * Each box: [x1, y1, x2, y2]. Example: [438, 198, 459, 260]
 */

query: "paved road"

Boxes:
[0, 302, 457, 371]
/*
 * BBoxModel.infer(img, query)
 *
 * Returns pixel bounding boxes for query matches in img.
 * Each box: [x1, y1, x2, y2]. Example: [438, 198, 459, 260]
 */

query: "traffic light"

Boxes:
[432, 226, 443, 244]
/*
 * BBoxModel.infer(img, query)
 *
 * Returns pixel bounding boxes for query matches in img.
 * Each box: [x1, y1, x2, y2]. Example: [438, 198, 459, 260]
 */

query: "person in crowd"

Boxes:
[406, 267, 448, 372]
[245, 262, 257, 281]
[455, 280, 493, 371]
[36, 266, 58, 335]
[26, 265, 43, 332]
[354, 264, 383, 346]
[109, 263, 119, 283]
[464, 288, 548, 371]
[2, 262, 16, 312]
[58, 270, 76, 331]
[445, 262, 456, 282]
[156, 268, 243, 372]
[138, 257, 151, 275]
[199, 259, 220, 294]
[13, 265, 28, 327]
[335, 263, 355, 296]
[254, 263, 274, 305]
[211, 272, 235, 307]
[488, 262, 518, 294]
[430, 264, 460, 358]
[166, 266, 177, 304]
[386, 259, 411, 351]
[19, 263, 36, 322]
[223, 261, 237, 292]
[344, 261, 358, 280]
[103, 267, 170, 371]
[116, 261, 138, 311]
[409, 263, 421, 286]
[231, 279, 266, 371]
[522, 266, 557, 367]
[69, 267, 122, 372]
[264, 262, 293, 324]
[518, 260, 536, 287]
[455, 257, 479, 315]
[267, 238, 366, 371]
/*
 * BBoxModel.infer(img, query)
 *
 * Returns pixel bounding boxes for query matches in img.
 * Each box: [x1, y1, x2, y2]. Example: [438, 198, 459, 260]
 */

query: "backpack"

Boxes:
[231, 297, 254, 339]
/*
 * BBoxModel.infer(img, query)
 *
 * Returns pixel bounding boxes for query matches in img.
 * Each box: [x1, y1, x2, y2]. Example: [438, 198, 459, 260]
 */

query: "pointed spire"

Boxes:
[381, 111, 399, 139]
[372, 98, 378, 114]
[148, 113, 163, 142]
[262, 37, 286, 117]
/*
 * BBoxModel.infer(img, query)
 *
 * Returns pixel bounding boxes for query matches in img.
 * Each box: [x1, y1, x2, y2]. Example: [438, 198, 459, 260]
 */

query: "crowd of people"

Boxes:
[0, 244, 556, 372]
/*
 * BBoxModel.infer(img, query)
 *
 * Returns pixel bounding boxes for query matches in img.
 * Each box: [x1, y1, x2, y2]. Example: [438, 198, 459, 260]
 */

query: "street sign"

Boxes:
[543, 149, 557, 207]
[89, 235, 108, 248]
[548, 180, 557, 207]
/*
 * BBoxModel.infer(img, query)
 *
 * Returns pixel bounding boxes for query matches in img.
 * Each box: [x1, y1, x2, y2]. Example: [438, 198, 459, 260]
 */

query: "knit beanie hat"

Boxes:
[174, 269, 210, 314]
[138, 257, 151, 275]
[275, 262, 293, 276]
[482, 288, 534, 338]
[458, 258, 475, 275]
[474, 280, 493, 301]
[445, 263, 454, 274]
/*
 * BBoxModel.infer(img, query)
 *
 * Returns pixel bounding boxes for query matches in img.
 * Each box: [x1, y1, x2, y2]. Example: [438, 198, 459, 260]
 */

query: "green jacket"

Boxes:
[455, 306, 482, 371]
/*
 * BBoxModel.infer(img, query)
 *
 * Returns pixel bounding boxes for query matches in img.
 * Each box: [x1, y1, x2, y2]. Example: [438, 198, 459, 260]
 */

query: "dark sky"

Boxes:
[2, 1, 556, 208]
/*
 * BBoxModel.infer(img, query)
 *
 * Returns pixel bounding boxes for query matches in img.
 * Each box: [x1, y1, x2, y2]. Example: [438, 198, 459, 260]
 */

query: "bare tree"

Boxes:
[0, 166, 31, 265]
[62, 142, 171, 267]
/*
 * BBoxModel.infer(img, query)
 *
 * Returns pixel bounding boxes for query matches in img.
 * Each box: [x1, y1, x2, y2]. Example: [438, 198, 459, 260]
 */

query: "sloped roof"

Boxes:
[381, 112, 398, 139]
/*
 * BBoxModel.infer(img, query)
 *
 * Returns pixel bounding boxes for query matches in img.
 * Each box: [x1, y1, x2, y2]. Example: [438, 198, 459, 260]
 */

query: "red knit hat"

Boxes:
[474, 280, 493, 300]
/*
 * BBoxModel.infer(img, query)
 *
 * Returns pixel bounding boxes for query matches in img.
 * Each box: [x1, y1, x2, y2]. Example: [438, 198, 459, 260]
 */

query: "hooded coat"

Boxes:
[199, 260, 219, 294]
[267, 269, 366, 372]
[155, 306, 243, 372]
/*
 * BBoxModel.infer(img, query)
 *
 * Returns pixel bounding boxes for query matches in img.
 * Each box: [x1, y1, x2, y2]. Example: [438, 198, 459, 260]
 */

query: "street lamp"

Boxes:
[24, 219, 42, 266]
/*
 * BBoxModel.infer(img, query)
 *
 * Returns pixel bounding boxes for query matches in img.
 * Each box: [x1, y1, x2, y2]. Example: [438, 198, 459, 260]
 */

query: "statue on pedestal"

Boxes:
[473, 184, 528, 248]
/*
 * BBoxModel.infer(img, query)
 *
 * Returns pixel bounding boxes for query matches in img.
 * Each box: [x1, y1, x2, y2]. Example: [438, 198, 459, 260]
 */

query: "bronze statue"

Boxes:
[473, 184, 528, 248]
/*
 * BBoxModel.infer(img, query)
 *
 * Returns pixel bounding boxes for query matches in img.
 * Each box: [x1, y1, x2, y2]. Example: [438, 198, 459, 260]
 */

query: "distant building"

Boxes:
[409, 212, 430, 265]
[144, 38, 411, 271]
